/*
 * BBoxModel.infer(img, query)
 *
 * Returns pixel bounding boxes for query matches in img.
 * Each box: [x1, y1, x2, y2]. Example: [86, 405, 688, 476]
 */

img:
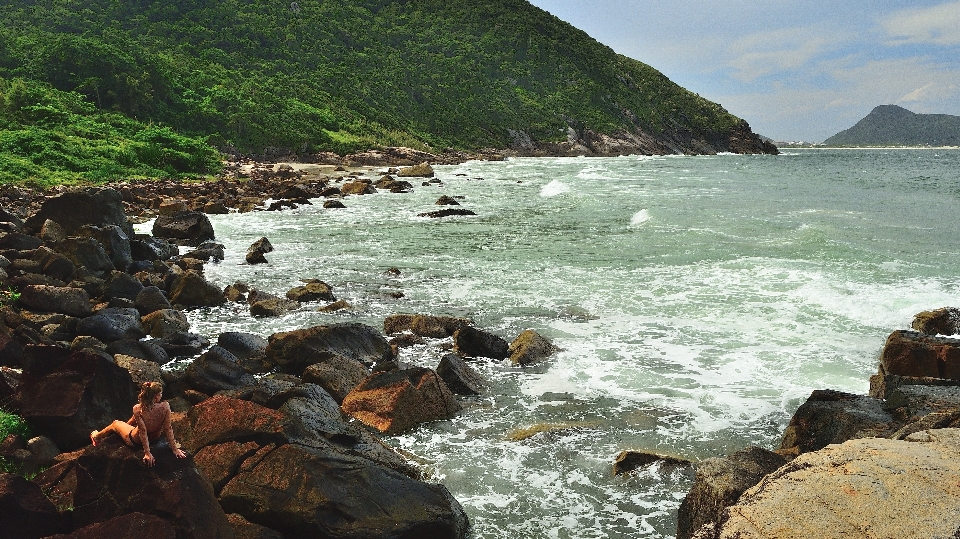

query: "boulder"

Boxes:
[76, 308, 145, 342]
[102, 270, 144, 301]
[436, 352, 484, 395]
[26, 435, 61, 468]
[250, 297, 298, 317]
[323, 199, 346, 209]
[194, 440, 262, 494]
[384, 313, 470, 338]
[341, 180, 376, 195]
[141, 308, 190, 338]
[218, 443, 469, 539]
[245, 237, 273, 265]
[217, 332, 269, 361]
[18, 285, 92, 317]
[285, 279, 335, 302]
[879, 330, 960, 380]
[0, 232, 42, 250]
[44, 512, 176, 539]
[699, 431, 960, 539]
[341, 367, 461, 434]
[453, 325, 509, 360]
[24, 187, 132, 236]
[105, 338, 170, 365]
[135, 286, 173, 316]
[185, 345, 257, 395]
[226, 513, 284, 539]
[0, 472, 67, 539]
[508, 329, 559, 365]
[33, 247, 75, 282]
[676, 446, 788, 539]
[417, 208, 477, 218]
[435, 195, 460, 205]
[613, 450, 692, 476]
[397, 162, 435, 177]
[169, 270, 226, 307]
[34, 438, 233, 539]
[114, 354, 162, 388]
[302, 356, 370, 403]
[78, 224, 133, 272]
[912, 307, 960, 336]
[130, 235, 178, 262]
[266, 322, 393, 374]
[778, 389, 897, 456]
[56, 237, 115, 276]
[15, 347, 137, 451]
[184, 241, 225, 262]
[152, 210, 216, 246]
[173, 396, 287, 453]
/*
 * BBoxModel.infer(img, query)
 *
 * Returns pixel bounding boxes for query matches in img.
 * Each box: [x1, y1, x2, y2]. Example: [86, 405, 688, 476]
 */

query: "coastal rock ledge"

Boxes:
[692, 429, 960, 539]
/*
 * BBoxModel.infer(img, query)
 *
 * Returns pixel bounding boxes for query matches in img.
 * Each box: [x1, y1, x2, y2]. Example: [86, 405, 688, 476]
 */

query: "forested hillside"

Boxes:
[824, 105, 960, 146]
[0, 0, 772, 184]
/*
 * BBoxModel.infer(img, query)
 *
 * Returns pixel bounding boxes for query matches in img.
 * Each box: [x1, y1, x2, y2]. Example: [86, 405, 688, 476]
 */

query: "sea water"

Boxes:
[185, 149, 960, 538]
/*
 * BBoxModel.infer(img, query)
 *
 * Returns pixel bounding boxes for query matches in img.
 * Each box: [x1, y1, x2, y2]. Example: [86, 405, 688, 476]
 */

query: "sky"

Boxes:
[525, 0, 960, 142]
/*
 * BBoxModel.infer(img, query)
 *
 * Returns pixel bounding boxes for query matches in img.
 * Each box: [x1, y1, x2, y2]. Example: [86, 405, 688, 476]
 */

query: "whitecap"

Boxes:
[630, 209, 651, 226]
[540, 179, 570, 197]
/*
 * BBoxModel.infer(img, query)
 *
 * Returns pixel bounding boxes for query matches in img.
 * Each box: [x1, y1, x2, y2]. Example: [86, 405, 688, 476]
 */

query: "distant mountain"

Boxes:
[824, 105, 960, 146]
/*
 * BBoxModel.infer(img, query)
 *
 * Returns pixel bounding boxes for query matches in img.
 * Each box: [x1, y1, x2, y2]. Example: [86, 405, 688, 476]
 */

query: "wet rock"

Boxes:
[24, 187, 131, 236]
[141, 308, 190, 338]
[152, 210, 216, 246]
[245, 237, 273, 264]
[301, 356, 370, 403]
[223, 281, 249, 302]
[266, 322, 393, 374]
[508, 329, 559, 365]
[286, 279, 335, 302]
[436, 352, 484, 395]
[184, 241, 225, 262]
[135, 285, 172, 315]
[677, 446, 788, 539]
[879, 330, 960, 379]
[912, 307, 960, 336]
[319, 299, 352, 312]
[323, 199, 346, 209]
[76, 307, 145, 342]
[0, 472, 67, 539]
[779, 389, 897, 456]
[341, 367, 461, 434]
[34, 438, 233, 539]
[155, 332, 209, 358]
[453, 325, 509, 360]
[417, 208, 477, 218]
[384, 313, 470, 338]
[169, 269, 226, 307]
[130, 235, 178, 262]
[397, 162, 435, 177]
[19, 284, 92, 317]
[613, 450, 691, 476]
[250, 297, 299, 317]
[435, 195, 460, 205]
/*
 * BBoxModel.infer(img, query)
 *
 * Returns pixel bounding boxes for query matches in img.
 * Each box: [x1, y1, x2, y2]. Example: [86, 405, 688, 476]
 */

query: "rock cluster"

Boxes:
[678, 307, 960, 539]
[0, 176, 562, 538]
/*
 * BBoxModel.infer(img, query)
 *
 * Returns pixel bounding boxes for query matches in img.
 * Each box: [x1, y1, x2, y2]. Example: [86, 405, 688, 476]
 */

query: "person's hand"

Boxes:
[143, 452, 155, 467]
[173, 447, 187, 459]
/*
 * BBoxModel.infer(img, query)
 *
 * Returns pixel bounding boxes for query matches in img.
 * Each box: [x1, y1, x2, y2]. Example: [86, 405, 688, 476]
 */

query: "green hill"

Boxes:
[0, 0, 774, 184]
[824, 105, 960, 147]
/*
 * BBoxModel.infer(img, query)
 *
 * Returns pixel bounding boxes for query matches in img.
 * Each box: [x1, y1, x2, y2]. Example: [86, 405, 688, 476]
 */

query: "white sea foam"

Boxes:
[539, 179, 570, 197]
[630, 209, 651, 225]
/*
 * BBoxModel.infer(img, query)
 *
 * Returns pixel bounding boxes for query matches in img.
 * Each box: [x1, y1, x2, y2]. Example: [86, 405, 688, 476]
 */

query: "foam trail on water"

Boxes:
[631, 209, 651, 225]
[540, 179, 570, 197]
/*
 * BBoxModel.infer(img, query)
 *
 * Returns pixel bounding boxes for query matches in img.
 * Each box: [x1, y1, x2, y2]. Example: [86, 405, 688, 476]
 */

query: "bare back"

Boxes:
[132, 401, 172, 442]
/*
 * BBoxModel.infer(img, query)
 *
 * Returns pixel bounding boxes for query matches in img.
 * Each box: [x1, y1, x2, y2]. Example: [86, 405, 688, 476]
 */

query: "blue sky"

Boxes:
[526, 0, 960, 142]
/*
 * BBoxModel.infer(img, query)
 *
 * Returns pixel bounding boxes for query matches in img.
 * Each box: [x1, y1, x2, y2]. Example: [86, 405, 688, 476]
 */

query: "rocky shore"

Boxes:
[0, 164, 561, 539]
[677, 307, 960, 539]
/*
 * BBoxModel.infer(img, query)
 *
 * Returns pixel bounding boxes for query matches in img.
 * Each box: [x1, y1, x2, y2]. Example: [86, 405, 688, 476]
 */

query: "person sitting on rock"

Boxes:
[90, 381, 187, 466]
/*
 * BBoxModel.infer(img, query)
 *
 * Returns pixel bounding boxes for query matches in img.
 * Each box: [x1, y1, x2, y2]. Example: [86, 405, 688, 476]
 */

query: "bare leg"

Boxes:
[91, 420, 136, 447]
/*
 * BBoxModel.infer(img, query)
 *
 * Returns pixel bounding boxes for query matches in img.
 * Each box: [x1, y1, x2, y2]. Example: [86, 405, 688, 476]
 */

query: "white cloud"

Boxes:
[883, 1, 960, 45]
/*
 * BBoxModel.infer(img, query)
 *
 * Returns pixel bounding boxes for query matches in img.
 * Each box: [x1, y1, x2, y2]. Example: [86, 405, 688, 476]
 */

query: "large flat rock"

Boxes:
[702, 429, 960, 539]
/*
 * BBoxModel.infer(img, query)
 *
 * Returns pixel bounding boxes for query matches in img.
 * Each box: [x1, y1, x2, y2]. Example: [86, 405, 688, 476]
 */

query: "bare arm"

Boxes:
[134, 408, 153, 465]
[162, 403, 186, 458]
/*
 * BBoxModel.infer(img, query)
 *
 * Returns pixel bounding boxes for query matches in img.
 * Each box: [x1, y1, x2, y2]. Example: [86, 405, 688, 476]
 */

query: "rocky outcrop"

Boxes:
[285, 279, 335, 303]
[265, 322, 393, 374]
[23, 187, 132, 237]
[508, 329, 559, 365]
[878, 330, 960, 379]
[152, 210, 216, 246]
[697, 430, 960, 539]
[778, 389, 898, 456]
[245, 237, 273, 265]
[341, 367, 461, 434]
[452, 325, 509, 360]
[417, 208, 477, 218]
[912, 307, 960, 336]
[384, 314, 470, 339]
[436, 352, 484, 395]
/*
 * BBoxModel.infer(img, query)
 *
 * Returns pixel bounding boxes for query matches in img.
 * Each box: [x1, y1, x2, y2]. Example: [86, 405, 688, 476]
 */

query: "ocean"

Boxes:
[180, 149, 960, 538]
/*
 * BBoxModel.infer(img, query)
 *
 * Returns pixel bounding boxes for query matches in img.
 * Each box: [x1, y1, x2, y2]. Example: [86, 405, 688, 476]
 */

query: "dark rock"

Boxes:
[155, 332, 209, 358]
[0, 232, 43, 250]
[266, 322, 393, 374]
[169, 269, 226, 307]
[45, 512, 177, 539]
[16, 347, 137, 451]
[130, 235, 178, 262]
[102, 270, 144, 301]
[676, 446, 788, 539]
[879, 330, 960, 379]
[135, 285, 172, 316]
[384, 313, 470, 338]
[341, 367, 461, 434]
[417, 208, 477, 218]
[250, 297, 299, 317]
[34, 439, 233, 539]
[224, 282, 249, 302]
[105, 338, 169, 365]
[186, 345, 257, 395]
[226, 513, 285, 539]
[912, 307, 960, 336]
[39, 219, 66, 244]
[218, 443, 468, 539]
[26, 435, 61, 468]
[76, 308, 145, 342]
[0, 328, 25, 367]
[245, 237, 274, 264]
[319, 299, 352, 312]
[435, 195, 460, 205]
[509, 329, 559, 365]
[24, 187, 131, 236]
[194, 440, 262, 494]
[323, 199, 346, 209]
[453, 325, 509, 360]
[341, 180, 376, 195]
[613, 450, 691, 475]
[436, 352, 484, 395]
[184, 241, 225, 262]
[152, 210, 216, 246]
[0, 472, 67, 539]
[301, 356, 370, 404]
[218, 332, 269, 361]
[778, 389, 898, 456]
[141, 308, 190, 338]
[114, 353, 162, 388]
[18, 284, 92, 317]
[78, 224, 133, 272]
[174, 395, 287, 453]
[56, 237, 115, 276]
[285, 279, 335, 302]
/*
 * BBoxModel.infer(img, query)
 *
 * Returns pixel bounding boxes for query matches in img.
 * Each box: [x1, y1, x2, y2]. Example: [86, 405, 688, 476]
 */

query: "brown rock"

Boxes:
[169, 270, 226, 307]
[226, 513, 285, 539]
[341, 180, 376, 195]
[912, 307, 960, 335]
[285, 279, 335, 302]
[19, 285, 92, 317]
[384, 313, 470, 338]
[266, 322, 393, 374]
[779, 389, 897, 456]
[302, 356, 370, 404]
[341, 367, 461, 434]
[194, 440, 262, 494]
[453, 325, 509, 360]
[245, 237, 273, 265]
[879, 330, 960, 379]
[509, 329, 559, 365]
[174, 396, 287, 454]
[0, 472, 67, 539]
[44, 512, 176, 539]
[114, 353, 162, 387]
[250, 297, 299, 317]
[397, 162, 435, 177]
[141, 308, 190, 337]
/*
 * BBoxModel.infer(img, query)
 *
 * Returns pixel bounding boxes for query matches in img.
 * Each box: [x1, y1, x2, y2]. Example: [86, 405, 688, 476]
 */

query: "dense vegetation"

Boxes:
[0, 0, 750, 183]
[825, 105, 960, 146]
